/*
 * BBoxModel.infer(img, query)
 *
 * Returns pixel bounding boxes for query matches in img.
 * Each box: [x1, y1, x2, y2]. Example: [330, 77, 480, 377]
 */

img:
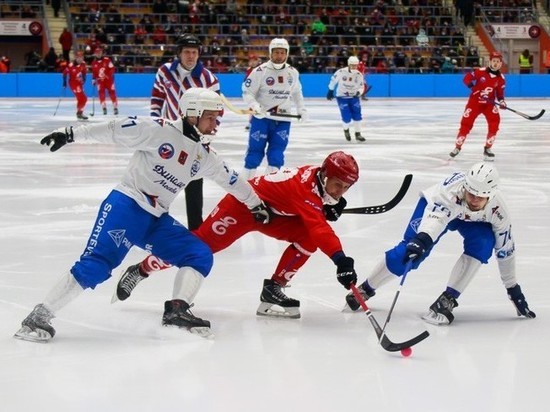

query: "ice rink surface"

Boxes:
[0, 97, 549, 412]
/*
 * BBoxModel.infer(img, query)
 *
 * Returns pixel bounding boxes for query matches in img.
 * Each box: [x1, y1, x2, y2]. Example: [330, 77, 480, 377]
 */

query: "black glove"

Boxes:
[404, 232, 433, 263]
[336, 256, 357, 289]
[467, 81, 474, 89]
[62, 78, 67, 88]
[507, 284, 536, 318]
[326, 89, 334, 101]
[324, 197, 347, 222]
[40, 126, 74, 152]
[250, 201, 272, 224]
[354, 91, 361, 97]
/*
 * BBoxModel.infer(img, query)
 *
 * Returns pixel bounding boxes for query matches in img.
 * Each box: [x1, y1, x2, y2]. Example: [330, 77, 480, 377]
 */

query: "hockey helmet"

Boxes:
[348, 56, 359, 66]
[489, 51, 503, 71]
[179, 88, 223, 118]
[321, 151, 359, 185]
[176, 33, 201, 53]
[463, 162, 499, 198]
[269, 38, 289, 69]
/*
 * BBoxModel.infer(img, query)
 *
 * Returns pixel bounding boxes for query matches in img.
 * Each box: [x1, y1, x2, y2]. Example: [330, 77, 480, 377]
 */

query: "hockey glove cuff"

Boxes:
[507, 284, 536, 318]
[336, 256, 357, 290]
[40, 126, 74, 152]
[250, 201, 273, 224]
[404, 232, 433, 263]
[326, 89, 334, 100]
[324, 196, 347, 222]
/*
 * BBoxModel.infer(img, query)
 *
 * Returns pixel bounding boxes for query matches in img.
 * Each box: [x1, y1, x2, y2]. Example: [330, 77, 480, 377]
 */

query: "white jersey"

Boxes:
[71, 116, 261, 217]
[242, 61, 305, 118]
[419, 171, 517, 285]
[328, 67, 364, 98]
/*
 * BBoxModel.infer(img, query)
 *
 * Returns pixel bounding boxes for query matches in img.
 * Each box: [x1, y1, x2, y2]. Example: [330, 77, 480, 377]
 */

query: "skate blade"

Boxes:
[256, 303, 301, 319]
[341, 302, 358, 313]
[421, 311, 450, 326]
[13, 326, 52, 343]
[189, 326, 215, 340]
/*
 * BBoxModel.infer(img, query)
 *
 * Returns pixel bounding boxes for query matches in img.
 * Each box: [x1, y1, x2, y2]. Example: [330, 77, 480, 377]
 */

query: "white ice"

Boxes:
[0, 97, 549, 412]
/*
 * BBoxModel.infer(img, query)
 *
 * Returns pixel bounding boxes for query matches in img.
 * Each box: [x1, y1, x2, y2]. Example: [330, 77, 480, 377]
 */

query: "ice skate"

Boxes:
[162, 299, 213, 339]
[422, 291, 458, 325]
[344, 281, 375, 311]
[114, 107, 119, 115]
[256, 279, 300, 318]
[14, 304, 56, 343]
[344, 129, 351, 142]
[76, 111, 88, 120]
[483, 146, 495, 161]
[355, 132, 366, 142]
[102, 107, 107, 115]
[112, 263, 148, 303]
[449, 147, 461, 158]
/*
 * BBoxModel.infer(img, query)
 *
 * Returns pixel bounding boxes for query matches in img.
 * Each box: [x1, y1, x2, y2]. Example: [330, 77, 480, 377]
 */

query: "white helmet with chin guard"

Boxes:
[269, 38, 289, 69]
[464, 162, 499, 198]
[179, 88, 223, 118]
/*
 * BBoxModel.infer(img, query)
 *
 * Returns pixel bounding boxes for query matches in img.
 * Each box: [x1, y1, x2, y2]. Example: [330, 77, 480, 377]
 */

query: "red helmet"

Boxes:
[490, 51, 503, 61]
[321, 151, 359, 185]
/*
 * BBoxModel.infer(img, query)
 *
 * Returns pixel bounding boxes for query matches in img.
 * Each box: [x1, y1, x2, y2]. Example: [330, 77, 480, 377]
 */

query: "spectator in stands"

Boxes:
[393, 47, 409, 72]
[41, 47, 58, 72]
[51, 0, 61, 18]
[465, 47, 480, 68]
[519, 49, 533, 74]
[153, 0, 168, 23]
[152, 25, 167, 45]
[545, 49, 550, 74]
[0, 55, 11, 73]
[25, 50, 41, 72]
[409, 48, 425, 73]
[441, 57, 457, 73]
[59, 28, 73, 62]
[0, 57, 8, 73]
[134, 25, 147, 45]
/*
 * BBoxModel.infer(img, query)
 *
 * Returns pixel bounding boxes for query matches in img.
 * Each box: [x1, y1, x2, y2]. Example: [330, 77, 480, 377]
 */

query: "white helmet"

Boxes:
[463, 162, 499, 198]
[269, 38, 289, 69]
[348, 56, 359, 66]
[179, 88, 223, 118]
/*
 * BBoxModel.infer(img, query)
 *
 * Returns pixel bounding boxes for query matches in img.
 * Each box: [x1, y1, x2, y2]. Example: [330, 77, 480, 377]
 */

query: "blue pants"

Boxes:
[244, 117, 291, 169]
[70, 190, 213, 289]
[385, 198, 495, 277]
[336, 96, 362, 123]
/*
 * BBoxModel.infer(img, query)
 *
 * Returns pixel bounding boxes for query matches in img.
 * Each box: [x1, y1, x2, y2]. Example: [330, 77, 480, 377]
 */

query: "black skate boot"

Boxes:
[256, 279, 301, 318]
[76, 111, 88, 120]
[422, 291, 458, 325]
[344, 129, 351, 141]
[449, 147, 461, 158]
[102, 107, 107, 115]
[14, 304, 56, 343]
[345, 280, 375, 311]
[114, 263, 148, 302]
[162, 299, 212, 338]
[114, 107, 119, 115]
[483, 146, 495, 160]
[355, 132, 366, 142]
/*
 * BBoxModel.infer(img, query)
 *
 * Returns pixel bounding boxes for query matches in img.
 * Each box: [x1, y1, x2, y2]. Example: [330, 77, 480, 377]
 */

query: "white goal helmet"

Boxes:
[463, 162, 499, 198]
[269, 38, 289, 69]
[179, 88, 223, 118]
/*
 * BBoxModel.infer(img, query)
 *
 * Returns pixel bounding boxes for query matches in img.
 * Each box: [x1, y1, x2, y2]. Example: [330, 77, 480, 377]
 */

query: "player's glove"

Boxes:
[298, 107, 308, 122]
[404, 232, 433, 263]
[498, 100, 507, 109]
[335, 256, 357, 290]
[250, 201, 272, 224]
[326, 89, 334, 101]
[354, 91, 361, 97]
[92, 79, 97, 86]
[250, 103, 264, 119]
[467, 81, 474, 88]
[507, 284, 536, 318]
[324, 197, 347, 222]
[40, 126, 74, 152]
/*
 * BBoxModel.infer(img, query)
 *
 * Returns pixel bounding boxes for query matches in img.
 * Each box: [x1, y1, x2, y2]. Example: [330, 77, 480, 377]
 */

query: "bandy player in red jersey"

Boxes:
[91, 47, 119, 115]
[450, 51, 506, 160]
[115, 151, 361, 320]
[62, 50, 88, 120]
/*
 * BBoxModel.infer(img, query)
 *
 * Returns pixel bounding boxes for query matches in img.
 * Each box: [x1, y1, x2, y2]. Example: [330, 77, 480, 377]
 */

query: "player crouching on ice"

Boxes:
[346, 162, 536, 325]
[14, 88, 271, 342]
[115, 151, 361, 320]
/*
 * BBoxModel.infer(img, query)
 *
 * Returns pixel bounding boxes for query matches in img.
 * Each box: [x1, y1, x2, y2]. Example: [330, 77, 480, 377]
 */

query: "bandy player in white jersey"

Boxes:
[14, 89, 271, 342]
[326, 56, 366, 142]
[346, 162, 536, 326]
[242, 37, 307, 179]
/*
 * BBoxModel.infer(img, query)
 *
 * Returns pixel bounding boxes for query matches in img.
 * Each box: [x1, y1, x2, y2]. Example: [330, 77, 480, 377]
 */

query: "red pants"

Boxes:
[455, 100, 501, 148]
[69, 81, 87, 112]
[97, 80, 118, 107]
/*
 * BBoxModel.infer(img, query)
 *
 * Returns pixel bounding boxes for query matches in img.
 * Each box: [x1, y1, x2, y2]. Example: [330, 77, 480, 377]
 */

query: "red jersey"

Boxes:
[91, 56, 115, 83]
[250, 165, 344, 258]
[63, 61, 87, 85]
[464, 67, 505, 104]
[357, 61, 366, 75]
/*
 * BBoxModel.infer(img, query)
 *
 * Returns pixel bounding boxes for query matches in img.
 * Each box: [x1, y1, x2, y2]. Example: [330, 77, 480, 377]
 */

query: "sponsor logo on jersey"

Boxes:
[158, 143, 174, 159]
[278, 76, 283, 83]
[492, 206, 504, 221]
[190, 159, 201, 177]
[108, 229, 126, 247]
[178, 150, 188, 165]
[266, 77, 275, 86]
[212, 216, 237, 235]
[84, 202, 112, 256]
[153, 164, 185, 193]
[409, 217, 422, 233]
[443, 172, 463, 186]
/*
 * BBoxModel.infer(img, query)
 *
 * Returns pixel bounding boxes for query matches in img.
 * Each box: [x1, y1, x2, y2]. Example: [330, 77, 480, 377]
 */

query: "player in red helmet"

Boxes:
[62, 50, 88, 120]
[449, 50, 506, 160]
[115, 151, 361, 320]
[91, 46, 119, 115]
